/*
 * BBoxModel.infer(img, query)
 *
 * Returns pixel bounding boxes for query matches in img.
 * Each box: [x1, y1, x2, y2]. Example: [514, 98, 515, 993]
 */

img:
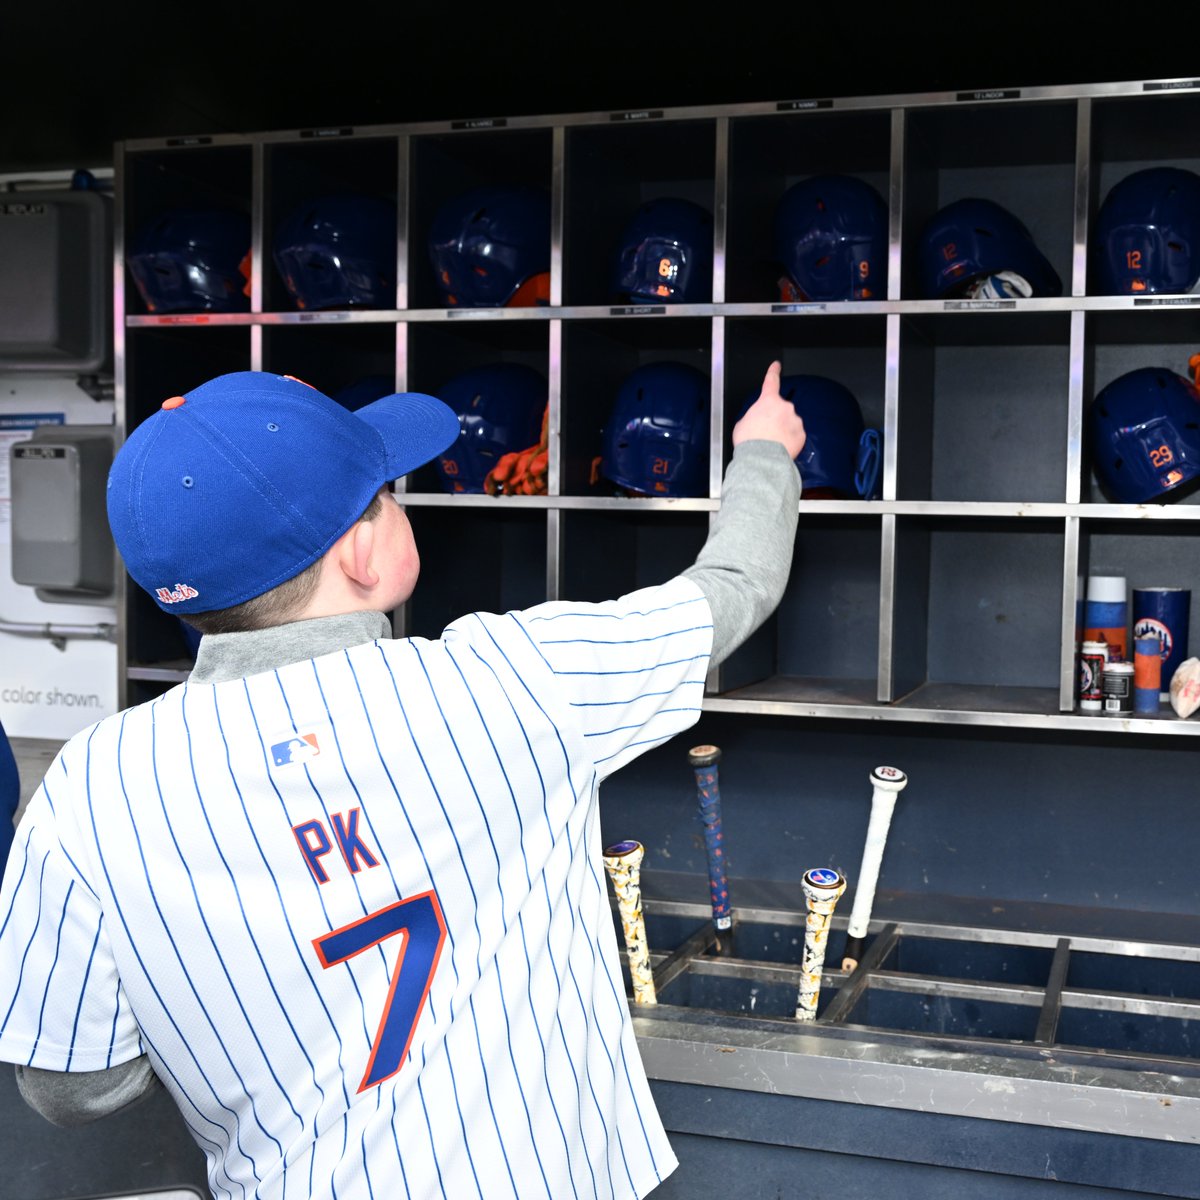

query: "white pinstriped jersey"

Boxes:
[0, 577, 712, 1200]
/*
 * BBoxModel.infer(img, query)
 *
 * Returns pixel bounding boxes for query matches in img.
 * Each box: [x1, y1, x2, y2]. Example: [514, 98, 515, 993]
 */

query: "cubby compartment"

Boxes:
[902, 101, 1077, 300]
[726, 109, 892, 303]
[562, 317, 713, 497]
[1082, 310, 1200, 505]
[1058, 1007, 1200, 1061]
[404, 509, 548, 639]
[405, 320, 550, 495]
[715, 516, 882, 704]
[890, 517, 1065, 711]
[124, 145, 253, 316]
[264, 136, 399, 313]
[125, 326, 252, 426]
[559, 510, 708, 604]
[897, 311, 1073, 502]
[261, 322, 398, 404]
[723, 315, 887, 495]
[563, 120, 717, 307]
[1088, 91, 1200, 297]
[408, 128, 554, 310]
[1078, 519, 1200, 705]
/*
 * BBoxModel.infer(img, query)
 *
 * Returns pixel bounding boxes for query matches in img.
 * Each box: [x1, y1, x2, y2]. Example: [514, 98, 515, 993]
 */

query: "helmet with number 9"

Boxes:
[773, 175, 888, 302]
[612, 198, 714, 304]
[918, 198, 1062, 299]
[273, 194, 397, 310]
[1092, 167, 1200, 295]
[428, 186, 551, 308]
[434, 364, 547, 493]
[1089, 365, 1200, 503]
[737, 374, 880, 499]
[600, 362, 710, 497]
[128, 209, 251, 313]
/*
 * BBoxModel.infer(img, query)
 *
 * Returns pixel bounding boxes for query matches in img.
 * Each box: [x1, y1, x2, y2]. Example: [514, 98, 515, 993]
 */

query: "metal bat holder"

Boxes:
[608, 864, 1200, 1144]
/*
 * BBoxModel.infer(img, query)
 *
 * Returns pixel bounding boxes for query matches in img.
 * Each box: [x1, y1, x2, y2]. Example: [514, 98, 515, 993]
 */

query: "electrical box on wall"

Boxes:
[0, 188, 111, 371]
[10, 424, 115, 602]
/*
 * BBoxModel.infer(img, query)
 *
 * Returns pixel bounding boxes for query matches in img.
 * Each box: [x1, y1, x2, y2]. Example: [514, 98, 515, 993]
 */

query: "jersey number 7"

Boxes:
[313, 890, 448, 1092]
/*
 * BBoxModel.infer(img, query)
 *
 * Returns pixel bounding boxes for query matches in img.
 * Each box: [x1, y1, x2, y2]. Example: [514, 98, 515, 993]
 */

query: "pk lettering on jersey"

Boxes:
[293, 808, 381, 884]
[155, 582, 199, 604]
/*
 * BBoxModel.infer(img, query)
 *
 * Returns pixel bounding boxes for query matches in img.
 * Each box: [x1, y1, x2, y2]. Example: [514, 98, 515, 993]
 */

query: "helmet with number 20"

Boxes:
[434, 364, 547, 493]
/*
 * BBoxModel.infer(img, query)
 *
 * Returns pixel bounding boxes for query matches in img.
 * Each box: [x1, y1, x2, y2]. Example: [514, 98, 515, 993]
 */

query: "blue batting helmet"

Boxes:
[428, 186, 551, 308]
[434, 364, 547, 493]
[918, 198, 1062, 299]
[600, 362, 710, 497]
[128, 209, 250, 313]
[612, 198, 714, 304]
[774, 175, 888, 302]
[273, 194, 397, 310]
[738, 375, 881, 499]
[1092, 167, 1200, 295]
[1089, 365, 1200, 503]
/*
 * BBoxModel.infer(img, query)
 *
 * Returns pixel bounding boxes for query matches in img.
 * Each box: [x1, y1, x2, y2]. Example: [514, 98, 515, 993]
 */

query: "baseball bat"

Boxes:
[603, 840, 657, 1005]
[688, 743, 733, 953]
[795, 868, 846, 1021]
[841, 766, 908, 972]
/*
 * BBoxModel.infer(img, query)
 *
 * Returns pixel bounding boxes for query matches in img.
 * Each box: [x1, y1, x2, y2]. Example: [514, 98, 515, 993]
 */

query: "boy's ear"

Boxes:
[336, 518, 379, 588]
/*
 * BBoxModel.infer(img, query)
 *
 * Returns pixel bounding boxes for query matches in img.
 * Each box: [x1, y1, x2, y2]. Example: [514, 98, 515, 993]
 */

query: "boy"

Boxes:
[0, 362, 804, 1199]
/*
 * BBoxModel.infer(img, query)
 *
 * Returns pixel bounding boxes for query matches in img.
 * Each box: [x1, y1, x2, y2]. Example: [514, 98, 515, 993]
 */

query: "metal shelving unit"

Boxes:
[114, 74, 1200, 738]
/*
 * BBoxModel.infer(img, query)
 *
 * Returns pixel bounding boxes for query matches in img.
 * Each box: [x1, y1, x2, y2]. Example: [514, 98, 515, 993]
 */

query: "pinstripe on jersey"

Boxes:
[0, 577, 712, 1200]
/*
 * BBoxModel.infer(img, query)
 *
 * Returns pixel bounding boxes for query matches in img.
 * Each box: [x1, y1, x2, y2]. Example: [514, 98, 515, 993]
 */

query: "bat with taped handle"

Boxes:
[603, 840, 656, 1005]
[796, 868, 846, 1021]
[841, 765, 908, 972]
[688, 743, 733, 952]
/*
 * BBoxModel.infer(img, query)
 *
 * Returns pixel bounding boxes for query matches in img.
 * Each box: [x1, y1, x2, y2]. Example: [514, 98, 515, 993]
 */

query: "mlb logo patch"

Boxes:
[271, 733, 320, 766]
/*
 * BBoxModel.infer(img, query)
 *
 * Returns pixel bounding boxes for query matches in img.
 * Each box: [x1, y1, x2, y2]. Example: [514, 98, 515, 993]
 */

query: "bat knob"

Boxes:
[688, 744, 721, 768]
[871, 765, 908, 793]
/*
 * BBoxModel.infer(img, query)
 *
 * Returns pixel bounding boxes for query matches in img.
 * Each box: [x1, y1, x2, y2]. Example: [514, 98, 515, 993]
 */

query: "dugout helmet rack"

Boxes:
[113, 77, 1200, 738]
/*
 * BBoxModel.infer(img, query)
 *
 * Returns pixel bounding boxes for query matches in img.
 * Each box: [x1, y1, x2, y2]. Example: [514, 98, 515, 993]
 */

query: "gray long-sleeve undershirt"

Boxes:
[17, 437, 801, 1126]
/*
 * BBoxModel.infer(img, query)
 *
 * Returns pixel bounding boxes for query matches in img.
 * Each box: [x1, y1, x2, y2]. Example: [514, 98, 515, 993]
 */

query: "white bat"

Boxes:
[841, 765, 908, 972]
[795, 868, 846, 1021]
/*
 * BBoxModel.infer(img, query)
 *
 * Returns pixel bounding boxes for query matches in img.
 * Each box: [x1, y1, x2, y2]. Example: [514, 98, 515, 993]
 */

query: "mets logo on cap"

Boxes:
[156, 583, 199, 605]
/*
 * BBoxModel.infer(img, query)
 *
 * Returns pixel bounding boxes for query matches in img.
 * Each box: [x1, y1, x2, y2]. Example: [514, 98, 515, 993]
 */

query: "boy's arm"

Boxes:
[683, 360, 805, 666]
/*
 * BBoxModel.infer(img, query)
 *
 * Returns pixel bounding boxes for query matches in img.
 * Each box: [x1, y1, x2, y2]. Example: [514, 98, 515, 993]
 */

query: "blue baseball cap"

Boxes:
[107, 371, 459, 614]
